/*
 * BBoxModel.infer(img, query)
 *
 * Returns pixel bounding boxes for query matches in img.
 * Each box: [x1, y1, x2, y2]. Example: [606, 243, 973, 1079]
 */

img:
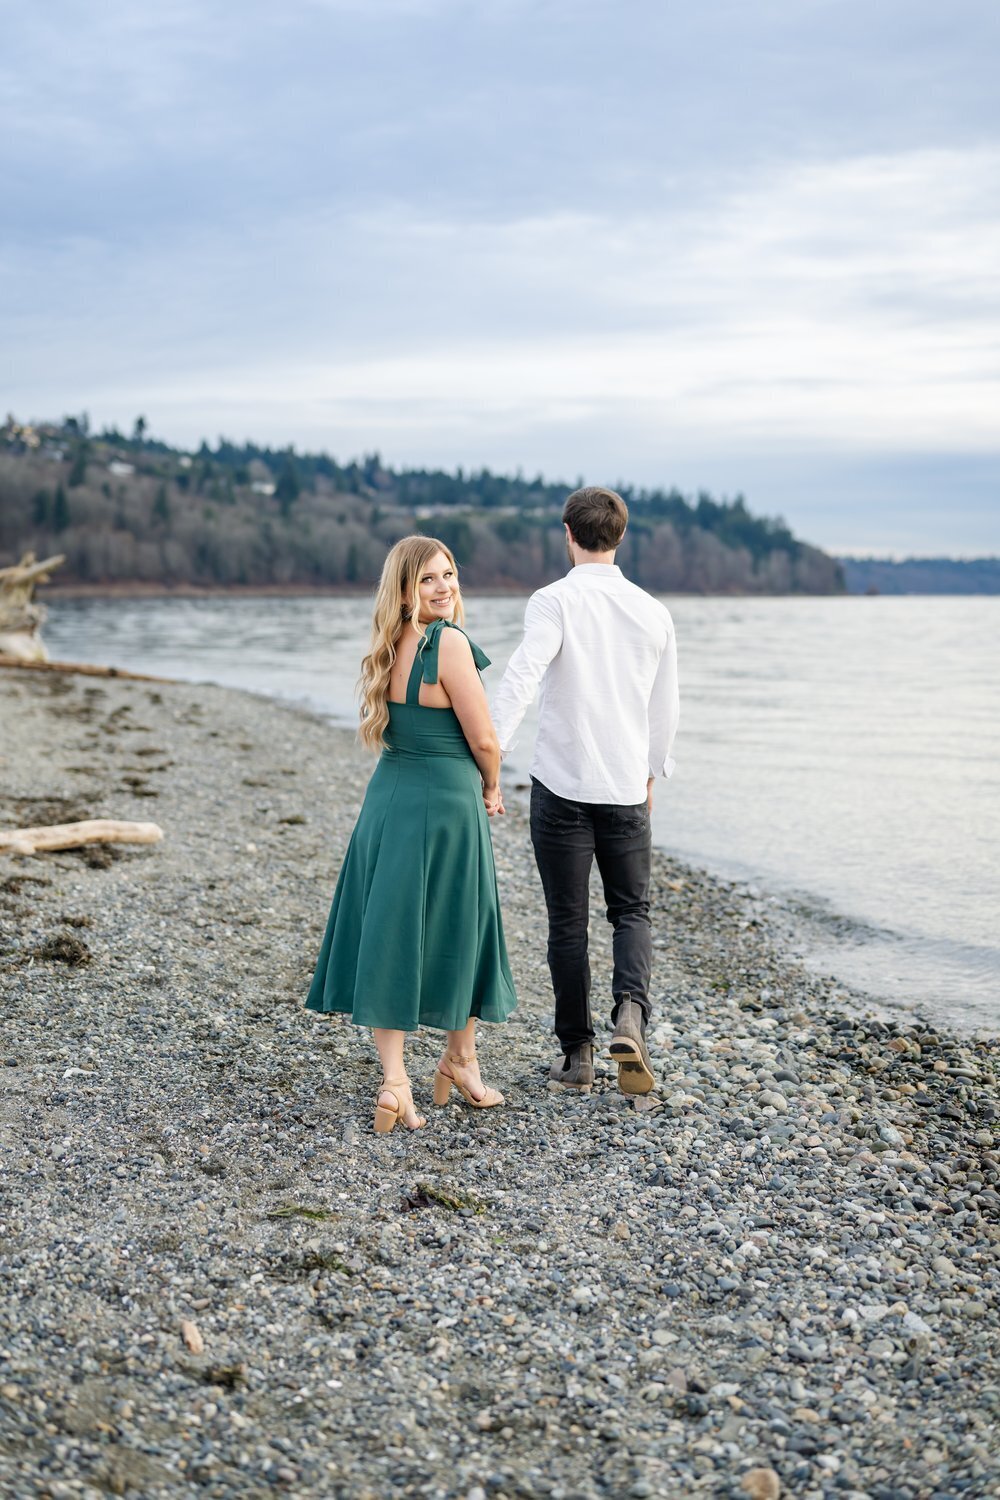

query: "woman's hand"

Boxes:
[483, 783, 505, 818]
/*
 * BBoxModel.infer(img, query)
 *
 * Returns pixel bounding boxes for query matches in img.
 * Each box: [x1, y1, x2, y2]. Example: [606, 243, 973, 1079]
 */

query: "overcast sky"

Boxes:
[3, 0, 998, 555]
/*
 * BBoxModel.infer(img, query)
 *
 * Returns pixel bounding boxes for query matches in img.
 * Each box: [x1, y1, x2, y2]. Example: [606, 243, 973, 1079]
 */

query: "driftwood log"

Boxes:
[0, 655, 173, 683]
[0, 819, 164, 857]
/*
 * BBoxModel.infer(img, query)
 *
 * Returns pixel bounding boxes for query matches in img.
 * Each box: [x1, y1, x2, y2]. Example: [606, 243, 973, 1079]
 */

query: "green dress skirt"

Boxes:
[305, 620, 518, 1032]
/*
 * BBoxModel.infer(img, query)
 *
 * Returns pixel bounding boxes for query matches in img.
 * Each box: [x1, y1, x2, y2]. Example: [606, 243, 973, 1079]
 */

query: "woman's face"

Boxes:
[412, 550, 459, 624]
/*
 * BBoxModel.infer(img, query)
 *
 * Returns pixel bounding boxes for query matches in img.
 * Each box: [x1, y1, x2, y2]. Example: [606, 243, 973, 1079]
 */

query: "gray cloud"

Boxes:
[3, 0, 999, 552]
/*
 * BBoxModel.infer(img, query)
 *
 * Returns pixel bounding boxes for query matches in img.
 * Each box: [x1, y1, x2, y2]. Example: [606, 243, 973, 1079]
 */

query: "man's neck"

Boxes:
[571, 550, 617, 567]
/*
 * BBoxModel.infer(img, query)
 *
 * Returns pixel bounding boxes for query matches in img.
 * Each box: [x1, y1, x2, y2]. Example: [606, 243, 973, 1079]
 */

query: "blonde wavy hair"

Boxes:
[358, 535, 465, 750]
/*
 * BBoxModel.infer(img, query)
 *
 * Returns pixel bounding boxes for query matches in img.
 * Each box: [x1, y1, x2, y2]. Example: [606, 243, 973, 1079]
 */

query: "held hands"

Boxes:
[483, 782, 505, 818]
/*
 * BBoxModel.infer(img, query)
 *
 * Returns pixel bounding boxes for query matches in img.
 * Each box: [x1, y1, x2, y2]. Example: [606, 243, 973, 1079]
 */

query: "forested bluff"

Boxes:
[0, 417, 844, 594]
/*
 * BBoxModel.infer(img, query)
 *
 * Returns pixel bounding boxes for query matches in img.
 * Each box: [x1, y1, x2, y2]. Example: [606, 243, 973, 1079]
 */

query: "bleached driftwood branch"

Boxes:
[0, 819, 164, 857]
[0, 552, 65, 661]
[0, 553, 66, 591]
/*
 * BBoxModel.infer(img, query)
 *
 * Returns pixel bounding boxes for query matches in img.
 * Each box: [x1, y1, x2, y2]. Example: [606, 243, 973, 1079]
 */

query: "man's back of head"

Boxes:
[562, 486, 628, 556]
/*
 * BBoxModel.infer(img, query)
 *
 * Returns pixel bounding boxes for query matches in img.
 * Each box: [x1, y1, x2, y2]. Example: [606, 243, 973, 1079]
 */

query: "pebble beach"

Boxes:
[1, 667, 998, 1500]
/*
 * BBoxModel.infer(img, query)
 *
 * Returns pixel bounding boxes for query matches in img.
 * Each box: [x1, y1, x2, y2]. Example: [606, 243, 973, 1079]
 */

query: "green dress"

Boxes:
[306, 620, 518, 1032]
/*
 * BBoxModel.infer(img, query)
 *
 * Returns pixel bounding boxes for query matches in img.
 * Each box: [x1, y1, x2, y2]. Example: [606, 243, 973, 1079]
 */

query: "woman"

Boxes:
[306, 536, 517, 1132]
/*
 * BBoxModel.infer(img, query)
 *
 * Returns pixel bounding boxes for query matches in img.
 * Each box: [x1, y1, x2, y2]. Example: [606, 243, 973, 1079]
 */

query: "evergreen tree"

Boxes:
[153, 483, 170, 524]
[275, 454, 301, 518]
[53, 483, 70, 531]
[67, 444, 89, 487]
[629, 526, 643, 585]
[32, 489, 50, 526]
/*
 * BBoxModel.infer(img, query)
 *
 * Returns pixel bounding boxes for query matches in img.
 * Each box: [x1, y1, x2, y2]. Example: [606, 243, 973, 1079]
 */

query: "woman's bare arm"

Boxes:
[437, 628, 503, 807]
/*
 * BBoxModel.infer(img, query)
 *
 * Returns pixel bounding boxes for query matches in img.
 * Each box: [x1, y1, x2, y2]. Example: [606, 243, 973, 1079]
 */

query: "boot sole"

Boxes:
[548, 1077, 593, 1093]
[608, 1038, 654, 1095]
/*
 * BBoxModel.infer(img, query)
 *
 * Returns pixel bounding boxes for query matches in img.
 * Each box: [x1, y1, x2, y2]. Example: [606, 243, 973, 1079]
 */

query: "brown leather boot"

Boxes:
[549, 1043, 594, 1091]
[609, 995, 654, 1094]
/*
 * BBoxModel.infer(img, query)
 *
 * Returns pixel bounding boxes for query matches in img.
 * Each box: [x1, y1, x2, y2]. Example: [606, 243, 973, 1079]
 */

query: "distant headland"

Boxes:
[839, 557, 1000, 596]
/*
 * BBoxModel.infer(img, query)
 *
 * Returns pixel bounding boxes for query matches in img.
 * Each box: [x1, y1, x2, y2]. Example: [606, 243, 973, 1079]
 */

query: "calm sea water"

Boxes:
[42, 595, 1000, 1034]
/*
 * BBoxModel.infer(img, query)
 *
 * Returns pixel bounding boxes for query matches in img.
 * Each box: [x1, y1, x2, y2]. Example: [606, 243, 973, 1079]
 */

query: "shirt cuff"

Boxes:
[648, 755, 675, 780]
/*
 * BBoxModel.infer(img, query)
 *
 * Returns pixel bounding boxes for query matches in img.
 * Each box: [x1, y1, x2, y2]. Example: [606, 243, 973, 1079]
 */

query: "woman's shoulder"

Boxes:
[421, 618, 470, 647]
[436, 620, 473, 647]
[431, 622, 472, 669]
[437, 621, 490, 671]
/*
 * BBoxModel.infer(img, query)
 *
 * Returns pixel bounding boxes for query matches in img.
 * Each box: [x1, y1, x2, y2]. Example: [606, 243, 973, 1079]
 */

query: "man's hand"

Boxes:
[646, 776, 655, 813]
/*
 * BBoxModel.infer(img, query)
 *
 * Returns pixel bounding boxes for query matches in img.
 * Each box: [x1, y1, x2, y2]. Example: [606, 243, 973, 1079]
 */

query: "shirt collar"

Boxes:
[568, 564, 622, 579]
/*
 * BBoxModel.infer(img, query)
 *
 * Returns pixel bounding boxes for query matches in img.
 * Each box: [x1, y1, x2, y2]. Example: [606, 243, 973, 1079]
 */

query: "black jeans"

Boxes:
[529, 778, 653, 1054]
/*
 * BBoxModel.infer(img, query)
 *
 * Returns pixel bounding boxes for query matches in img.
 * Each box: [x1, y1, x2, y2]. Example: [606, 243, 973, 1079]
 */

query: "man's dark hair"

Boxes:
[562, 486, 629, 553]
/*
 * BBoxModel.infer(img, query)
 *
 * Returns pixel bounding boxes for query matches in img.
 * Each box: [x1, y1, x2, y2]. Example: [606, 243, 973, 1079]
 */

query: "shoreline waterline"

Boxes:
[28, 589, 1000, 1033]
[40, 581, 852, 602]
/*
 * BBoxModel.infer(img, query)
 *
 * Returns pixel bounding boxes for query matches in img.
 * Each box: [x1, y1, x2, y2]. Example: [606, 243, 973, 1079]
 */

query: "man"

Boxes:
[491, 486, 679, 1095]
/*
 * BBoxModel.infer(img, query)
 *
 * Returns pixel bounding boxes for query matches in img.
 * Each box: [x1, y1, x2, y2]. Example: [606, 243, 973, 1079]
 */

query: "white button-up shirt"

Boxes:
[491, 564, 679, 805]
